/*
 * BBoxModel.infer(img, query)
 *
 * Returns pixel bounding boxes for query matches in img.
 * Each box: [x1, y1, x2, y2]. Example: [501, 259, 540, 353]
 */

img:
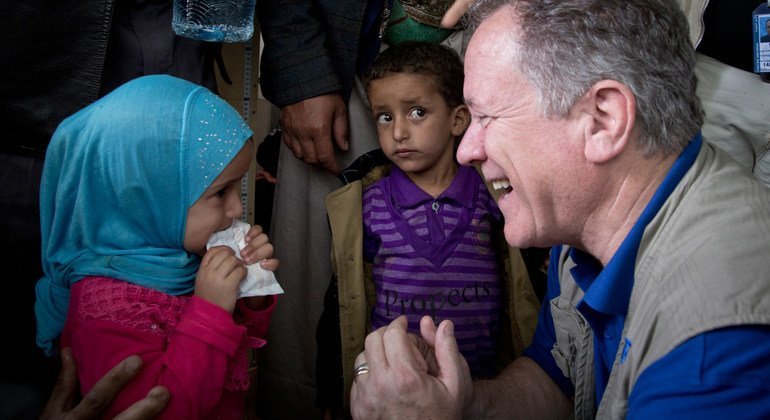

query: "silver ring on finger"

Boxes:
[354, 362, 369, 379]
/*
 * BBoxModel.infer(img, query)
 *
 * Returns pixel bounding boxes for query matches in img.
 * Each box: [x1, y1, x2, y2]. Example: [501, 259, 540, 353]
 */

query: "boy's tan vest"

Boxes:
[325, 165, 541, 416]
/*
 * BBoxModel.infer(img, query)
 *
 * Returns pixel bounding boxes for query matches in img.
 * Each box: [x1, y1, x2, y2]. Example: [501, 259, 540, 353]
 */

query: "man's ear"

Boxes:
[451, 105, 471, 136]
[579, 80, 636, 163]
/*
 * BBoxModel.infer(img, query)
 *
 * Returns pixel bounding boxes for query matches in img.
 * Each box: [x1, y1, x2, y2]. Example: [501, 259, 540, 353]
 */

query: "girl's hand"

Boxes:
[194, 246, 246, 313]
[240, 224, 280, 270]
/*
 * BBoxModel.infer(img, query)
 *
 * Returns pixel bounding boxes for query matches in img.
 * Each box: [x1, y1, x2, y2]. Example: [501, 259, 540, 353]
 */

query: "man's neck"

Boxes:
[579, 151, 678, 266]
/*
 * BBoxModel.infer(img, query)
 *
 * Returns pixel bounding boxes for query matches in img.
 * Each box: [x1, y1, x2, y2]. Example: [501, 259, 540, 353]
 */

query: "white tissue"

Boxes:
[206, 219, 284, 297]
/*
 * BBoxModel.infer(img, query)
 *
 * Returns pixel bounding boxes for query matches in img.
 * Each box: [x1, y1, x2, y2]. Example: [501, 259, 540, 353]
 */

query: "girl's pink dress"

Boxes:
[62, 276, 276, 419]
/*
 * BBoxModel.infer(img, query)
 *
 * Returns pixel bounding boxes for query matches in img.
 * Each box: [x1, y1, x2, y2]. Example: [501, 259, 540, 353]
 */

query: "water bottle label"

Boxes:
[753, 6, 770, 73]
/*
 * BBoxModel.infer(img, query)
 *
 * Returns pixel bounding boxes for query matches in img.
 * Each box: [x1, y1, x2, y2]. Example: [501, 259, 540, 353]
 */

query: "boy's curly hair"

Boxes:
[363, 42, 464, 108]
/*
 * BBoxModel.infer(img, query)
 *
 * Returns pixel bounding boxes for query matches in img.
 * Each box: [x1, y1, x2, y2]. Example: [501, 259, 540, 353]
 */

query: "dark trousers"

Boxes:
[0, 151, 58, 419]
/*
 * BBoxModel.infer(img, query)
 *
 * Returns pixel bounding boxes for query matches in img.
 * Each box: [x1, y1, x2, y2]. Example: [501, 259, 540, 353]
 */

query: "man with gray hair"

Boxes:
[350, 0, 770, 418]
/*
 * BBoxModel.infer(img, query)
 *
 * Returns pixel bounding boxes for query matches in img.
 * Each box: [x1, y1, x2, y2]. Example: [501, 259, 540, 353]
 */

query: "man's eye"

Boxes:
[376, 113, 393, 124]
[477, 116, 492, 128]
[408, 107, 426, 119]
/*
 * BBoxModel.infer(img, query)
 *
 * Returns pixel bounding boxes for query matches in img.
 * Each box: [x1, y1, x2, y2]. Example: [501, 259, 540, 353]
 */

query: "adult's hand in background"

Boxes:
[441, 0, 474, 28]
[41, 348, 169, 420]
[279, 93, 350, 175]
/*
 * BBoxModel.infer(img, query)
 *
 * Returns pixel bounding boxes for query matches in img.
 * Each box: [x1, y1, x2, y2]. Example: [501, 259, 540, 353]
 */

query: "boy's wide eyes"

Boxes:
[376, 113, 393, 124]
[375, 107, 427, 124]
[408, 107, 426, 119]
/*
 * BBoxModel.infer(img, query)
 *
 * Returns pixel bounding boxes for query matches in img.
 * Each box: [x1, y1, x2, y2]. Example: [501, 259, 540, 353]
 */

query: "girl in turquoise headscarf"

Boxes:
[34, 74, 279, 419]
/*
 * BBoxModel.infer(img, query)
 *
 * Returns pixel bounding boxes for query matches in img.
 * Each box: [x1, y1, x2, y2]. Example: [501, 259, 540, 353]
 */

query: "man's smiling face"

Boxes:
[456, 6, 585, 249]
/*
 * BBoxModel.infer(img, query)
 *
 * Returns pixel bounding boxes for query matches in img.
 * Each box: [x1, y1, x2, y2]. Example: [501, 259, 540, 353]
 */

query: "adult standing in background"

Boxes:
[351, 0, 770, 417]
[255, 1, 474, 417]
[255, 4, 379, 417]
[1, 1, 222, 417]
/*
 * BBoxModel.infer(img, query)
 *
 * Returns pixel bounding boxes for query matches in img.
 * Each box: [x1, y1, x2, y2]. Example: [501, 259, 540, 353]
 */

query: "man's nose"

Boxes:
[457, 123, 483, 165]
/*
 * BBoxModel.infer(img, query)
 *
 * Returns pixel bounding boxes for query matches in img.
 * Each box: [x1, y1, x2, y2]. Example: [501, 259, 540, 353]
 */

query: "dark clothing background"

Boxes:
[100, 0, 220, 96]
[256, 0, 371, 108]
[255, 1, 374, 417]
[2, 1, 115, 157]
[696, 0, 766, 72]
[253, 129, 282, 235]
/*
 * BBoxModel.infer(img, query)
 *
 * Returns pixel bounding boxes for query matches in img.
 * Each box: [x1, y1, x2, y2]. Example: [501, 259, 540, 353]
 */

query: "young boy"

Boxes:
[316, 42, 541, 418]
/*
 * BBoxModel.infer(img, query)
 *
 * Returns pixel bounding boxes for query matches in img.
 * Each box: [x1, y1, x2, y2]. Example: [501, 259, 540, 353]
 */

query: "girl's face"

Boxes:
[183, 141, 254, 255]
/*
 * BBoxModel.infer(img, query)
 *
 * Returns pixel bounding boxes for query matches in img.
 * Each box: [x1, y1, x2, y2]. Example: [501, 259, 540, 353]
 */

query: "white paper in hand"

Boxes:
[206, 219, 284, 297]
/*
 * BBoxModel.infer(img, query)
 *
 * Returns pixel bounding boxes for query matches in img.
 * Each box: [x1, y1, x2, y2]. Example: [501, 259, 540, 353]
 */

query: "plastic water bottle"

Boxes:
[172, 0, 256, 43]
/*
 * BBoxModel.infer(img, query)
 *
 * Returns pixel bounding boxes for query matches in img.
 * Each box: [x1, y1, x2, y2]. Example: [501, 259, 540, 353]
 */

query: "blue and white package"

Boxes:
[753, 2, 770, 80]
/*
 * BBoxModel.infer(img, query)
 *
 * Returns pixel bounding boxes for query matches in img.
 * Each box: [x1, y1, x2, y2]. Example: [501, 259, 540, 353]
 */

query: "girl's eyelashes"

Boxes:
[215, 185, 229, 198]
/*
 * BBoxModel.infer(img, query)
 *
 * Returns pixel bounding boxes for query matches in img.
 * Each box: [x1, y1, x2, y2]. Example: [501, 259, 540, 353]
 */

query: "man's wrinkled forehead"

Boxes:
[464, 8, 520, 85]
[468, 6, 520, 57]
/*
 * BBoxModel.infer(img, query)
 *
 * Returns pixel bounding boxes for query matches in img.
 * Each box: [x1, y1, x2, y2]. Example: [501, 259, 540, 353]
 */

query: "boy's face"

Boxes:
[368, 72, 468, 178]
[184, 141, 253, 256]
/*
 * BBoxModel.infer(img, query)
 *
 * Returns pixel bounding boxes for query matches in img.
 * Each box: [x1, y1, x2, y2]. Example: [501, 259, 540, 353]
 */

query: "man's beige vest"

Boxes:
[550, 143, 770, 419]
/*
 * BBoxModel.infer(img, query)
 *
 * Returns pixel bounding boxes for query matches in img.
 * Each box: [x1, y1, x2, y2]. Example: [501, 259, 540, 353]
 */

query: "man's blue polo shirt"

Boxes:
[523, 135, 770, 417]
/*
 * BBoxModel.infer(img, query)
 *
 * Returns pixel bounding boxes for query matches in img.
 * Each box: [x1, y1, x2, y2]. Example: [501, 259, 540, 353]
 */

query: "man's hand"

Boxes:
[349, 316, 471, 419]
[279, 93, 349, 175]
[418, 315, 474, 415]
[441, 0, 474, 28]
[41, 348, 169, 420]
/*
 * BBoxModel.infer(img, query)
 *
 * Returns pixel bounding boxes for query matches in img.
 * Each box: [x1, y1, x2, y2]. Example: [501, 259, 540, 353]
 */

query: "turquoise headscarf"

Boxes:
[34, 75, 253, 355]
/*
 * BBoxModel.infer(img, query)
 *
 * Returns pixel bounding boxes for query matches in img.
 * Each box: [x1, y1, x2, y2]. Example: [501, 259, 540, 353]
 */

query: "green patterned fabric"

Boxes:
[383, 0, 454, 46]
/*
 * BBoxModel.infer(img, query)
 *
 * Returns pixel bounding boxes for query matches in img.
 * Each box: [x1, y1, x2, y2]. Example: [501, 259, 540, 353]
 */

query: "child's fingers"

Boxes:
[253, 242, 274, 260]
[202, 246, 234, 267]
[214, 251, 246, 280]
[242, 240, 273, 265]
[203, 247, 246, 282]
[258, 258, 280, 271]
[196, 246, 245, 312]
[244, 224, 265, 241]
[245, 233, 269, 250]
[226, 264, 248, 285]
